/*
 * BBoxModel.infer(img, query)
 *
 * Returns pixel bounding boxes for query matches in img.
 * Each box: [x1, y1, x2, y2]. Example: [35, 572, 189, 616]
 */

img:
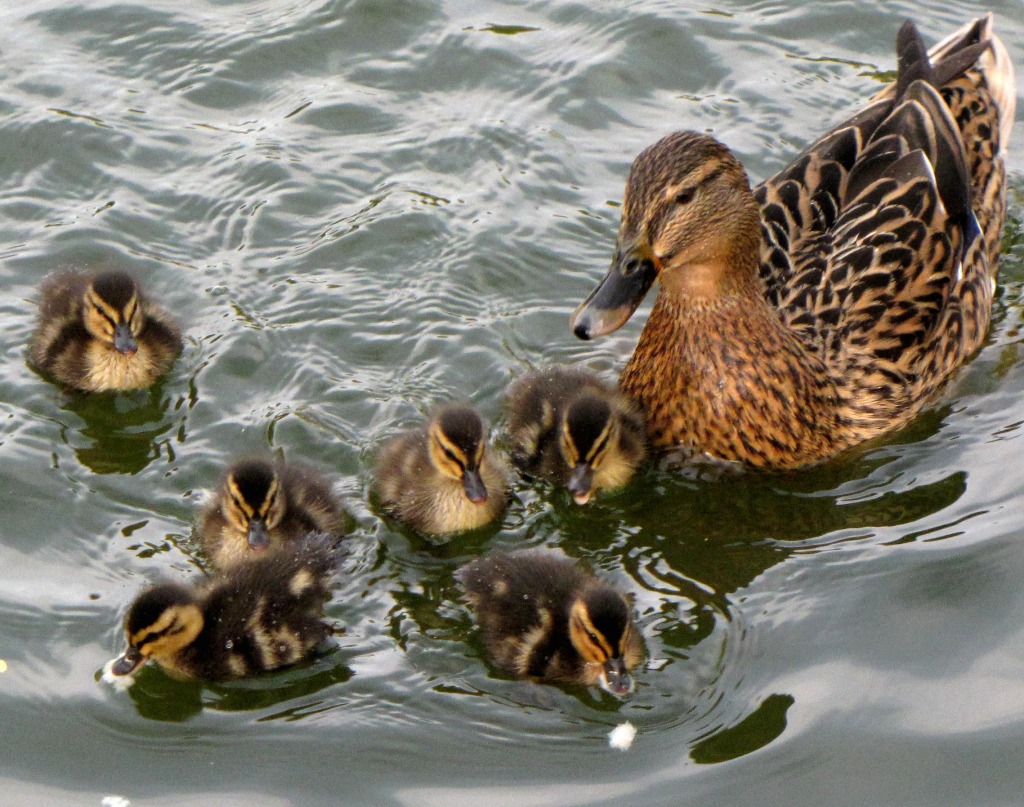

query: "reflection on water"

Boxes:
[690, 693, 795, 764]
[117, 656, 354, 722]
[60, 383, 182, 475]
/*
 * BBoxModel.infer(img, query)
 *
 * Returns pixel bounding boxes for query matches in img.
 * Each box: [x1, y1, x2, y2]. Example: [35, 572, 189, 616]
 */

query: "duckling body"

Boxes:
[458, 549, 644, 697]
[30, 270, 182, 392]
[571, 17, 1015, 469]
[197, 457, 347, 571]
[505, 366, 646, 503]
[374, 404, 509, 535]
[109, 534, 338, 682]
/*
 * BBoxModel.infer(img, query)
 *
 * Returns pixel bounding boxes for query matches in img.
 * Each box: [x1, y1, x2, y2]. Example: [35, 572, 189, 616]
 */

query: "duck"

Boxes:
[373, 403, 509, 535]
[196, 457, 347, 571]
[504, 366, 647, 503]
[570, 16, 1015, 469]
[106, 533, 339, 682]
[29, 269, 182, 392]
[457, 548, 644, 697]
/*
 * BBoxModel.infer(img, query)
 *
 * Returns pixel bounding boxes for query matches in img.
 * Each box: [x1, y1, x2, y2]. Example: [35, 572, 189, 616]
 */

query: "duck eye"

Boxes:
[442, 447, 462, 467]
[675, 188, 695, 205]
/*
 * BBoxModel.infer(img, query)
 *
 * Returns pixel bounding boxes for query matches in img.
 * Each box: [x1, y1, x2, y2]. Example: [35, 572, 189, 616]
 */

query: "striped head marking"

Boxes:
[111, 583, 204, 676]
[561, 394, 617, 504]
[223, 459, 285, 549]
[569, 586, 636, 697]
[83, 271, 143, 355]
[623, 132, 759, 287]
[428, 405, 489, 504]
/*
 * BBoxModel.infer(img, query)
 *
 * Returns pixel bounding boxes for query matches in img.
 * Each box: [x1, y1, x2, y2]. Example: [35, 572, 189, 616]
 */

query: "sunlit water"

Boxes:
[2, 1, 1024, 805]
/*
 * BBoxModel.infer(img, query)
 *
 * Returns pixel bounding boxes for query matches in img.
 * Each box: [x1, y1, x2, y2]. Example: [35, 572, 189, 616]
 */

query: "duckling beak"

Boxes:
[461, 468, 488, 504]
[111, 646, 144, 676]
[570, 245, 659, 340]
[567, 464, 595, 505]
[113, 323, 138, 356]
[600, 658, 635, 698]
[247, 519, 271, 550]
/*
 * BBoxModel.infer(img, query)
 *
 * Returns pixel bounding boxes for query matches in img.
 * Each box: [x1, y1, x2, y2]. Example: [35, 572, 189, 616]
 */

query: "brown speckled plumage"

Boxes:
[29, 270, 182, 392]
[571, 16, 1014, 469]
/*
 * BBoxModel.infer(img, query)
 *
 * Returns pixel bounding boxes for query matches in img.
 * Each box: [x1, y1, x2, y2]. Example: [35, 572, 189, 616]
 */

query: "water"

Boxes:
[1, 0, 1023, 804]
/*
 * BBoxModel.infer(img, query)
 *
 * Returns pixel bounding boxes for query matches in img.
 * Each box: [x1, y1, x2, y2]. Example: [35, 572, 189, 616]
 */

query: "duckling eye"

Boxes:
[587, 632, 610, 661]
[89, 304, 117, 333]
[442, 446, 463, 468]
[674, 187, 696, 206]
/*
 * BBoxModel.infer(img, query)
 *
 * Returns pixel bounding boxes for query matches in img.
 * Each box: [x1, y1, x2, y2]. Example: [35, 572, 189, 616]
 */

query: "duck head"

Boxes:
[568, 585, 639, 698]
[560, 393, 620, 504]
[222, 459, 287, 550]
[427, 404, 491, 504]
[110, 582, 204, 677]
[82, 270, 144, 355]
[571, 131, 760, 339]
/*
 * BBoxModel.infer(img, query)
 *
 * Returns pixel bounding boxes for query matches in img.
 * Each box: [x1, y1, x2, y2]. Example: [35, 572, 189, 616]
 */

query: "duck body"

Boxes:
[109, 533, 338, 682]
[30, 270, 182, 392]
[571, 16, 1015, 469]
[505, 366, 646, 502]
[374, 404, 509, 535]
[458, 549, 644, 697]
[197, 457, 347, 571]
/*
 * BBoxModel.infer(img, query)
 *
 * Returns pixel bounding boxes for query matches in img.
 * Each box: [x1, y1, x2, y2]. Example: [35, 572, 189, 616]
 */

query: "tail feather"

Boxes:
[927, 14, 1015, 148]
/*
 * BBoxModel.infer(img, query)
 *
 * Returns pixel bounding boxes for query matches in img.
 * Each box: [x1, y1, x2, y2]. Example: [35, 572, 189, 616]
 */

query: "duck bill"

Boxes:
[111, 646, 144, 676]
[113, 324, 138, 356]
[570, 244, 659, 340]
[247, 519, 271, 550]
[461, 468, 488, 504]
[600, 658, 635, 698]
[567, 464, 595, 505]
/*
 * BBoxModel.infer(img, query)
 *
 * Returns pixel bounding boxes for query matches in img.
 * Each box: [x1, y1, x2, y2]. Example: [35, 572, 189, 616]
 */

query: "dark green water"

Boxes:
[2, 1, 1024, 805]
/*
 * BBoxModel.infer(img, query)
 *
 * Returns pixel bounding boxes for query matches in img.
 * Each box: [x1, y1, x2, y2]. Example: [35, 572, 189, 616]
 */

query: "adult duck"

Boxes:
[571, 16, 1015, 469]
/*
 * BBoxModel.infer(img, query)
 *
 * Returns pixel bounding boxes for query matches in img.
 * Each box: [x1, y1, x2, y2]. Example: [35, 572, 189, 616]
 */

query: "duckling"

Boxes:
[505, 366, 646, 503]
[458, 549, 644, 697]
[197, 457, 347, 571]
[29, 269, 182, 392]
[570, 16, 1015, 469]
[373, 403, 509, 535]
[107, 533, 338, 682]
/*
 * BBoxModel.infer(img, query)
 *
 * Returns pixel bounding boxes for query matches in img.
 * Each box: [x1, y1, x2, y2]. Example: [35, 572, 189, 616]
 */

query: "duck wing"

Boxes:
[752, 16, 1012, 421]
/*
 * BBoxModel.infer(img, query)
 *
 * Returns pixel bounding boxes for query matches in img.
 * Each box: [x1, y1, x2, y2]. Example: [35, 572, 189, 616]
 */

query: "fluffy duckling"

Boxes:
[197, 457, 347, 571]
[373, 404, 509, 535]
[458, 549, 644, 697]
[505, 367, 646, 504]
[107, 534, 338, 682]
[29, 269, 182, 392]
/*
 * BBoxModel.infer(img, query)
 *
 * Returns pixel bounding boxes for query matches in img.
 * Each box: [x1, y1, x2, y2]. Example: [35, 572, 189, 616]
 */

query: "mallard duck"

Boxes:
[458, 549, 644, 697]
[29, 269, 182, 392]
[504, 366, 646, 503]
[107, 533, 338, 682]
[373, 403, 509, 535]
[197, 457, 347, 571]
[570, 16, 1015, 469]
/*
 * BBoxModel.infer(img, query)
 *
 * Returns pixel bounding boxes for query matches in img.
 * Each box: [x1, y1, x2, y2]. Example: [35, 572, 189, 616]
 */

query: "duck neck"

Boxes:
[660, 217, 763, 302]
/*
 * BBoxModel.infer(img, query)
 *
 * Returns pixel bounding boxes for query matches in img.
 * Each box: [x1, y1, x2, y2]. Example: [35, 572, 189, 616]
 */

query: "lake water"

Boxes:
[2, 1, 1024, 805]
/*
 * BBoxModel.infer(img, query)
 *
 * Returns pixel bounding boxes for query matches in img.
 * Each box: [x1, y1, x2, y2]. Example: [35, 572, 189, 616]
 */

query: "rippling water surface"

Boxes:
[2, 1, 1024, 805]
